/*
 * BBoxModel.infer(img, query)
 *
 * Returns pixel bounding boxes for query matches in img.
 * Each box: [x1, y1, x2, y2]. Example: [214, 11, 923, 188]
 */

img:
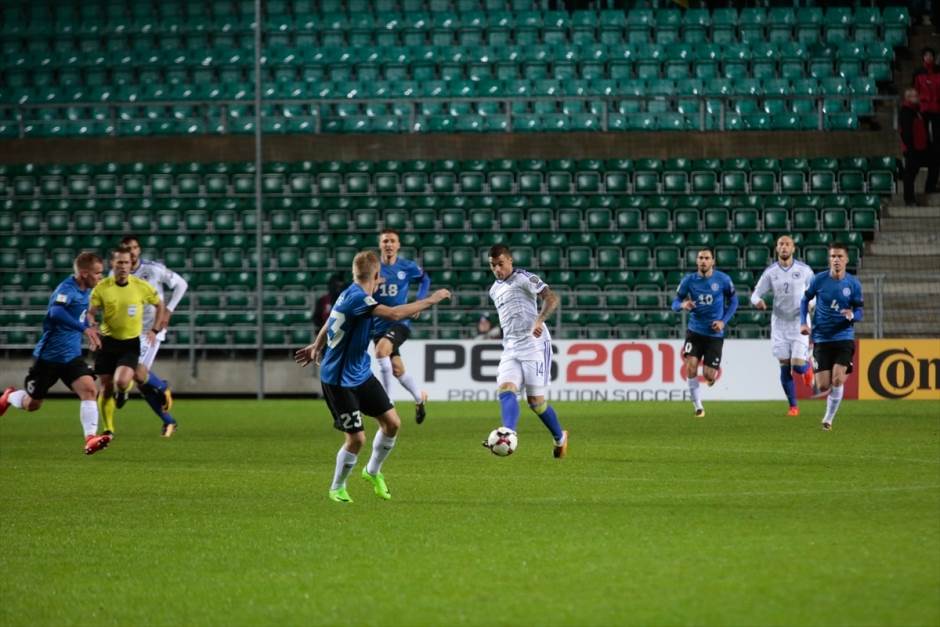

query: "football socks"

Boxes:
[529, 400, 564, 442]
[780, 366, 797, 409]
[824, 384, 844, 424]
[330, 446, 358, 491]
[366, 430, 396, 476]
[79, 400, 99, 437]
[498, 390, 520, 431]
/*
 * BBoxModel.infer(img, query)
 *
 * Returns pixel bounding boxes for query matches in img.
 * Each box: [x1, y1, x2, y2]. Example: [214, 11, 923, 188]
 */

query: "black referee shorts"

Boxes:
[94, 336, 141, 375]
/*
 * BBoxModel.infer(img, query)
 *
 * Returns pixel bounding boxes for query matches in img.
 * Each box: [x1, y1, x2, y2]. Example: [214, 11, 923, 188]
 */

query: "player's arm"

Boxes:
[799, 277, 816, 335]
[161, 269, 189, 327]
[532, 286, 559, 338]
[712, 279, 738, 332]
[50, 296, 101, 350]
[750, 271, 770, 310]
[410, 269, 432, 320]
[374, 288, 451, 321]
[671, 277, 693, 311]
[842, 282, 864, 322]
[295, 323, 330, 368]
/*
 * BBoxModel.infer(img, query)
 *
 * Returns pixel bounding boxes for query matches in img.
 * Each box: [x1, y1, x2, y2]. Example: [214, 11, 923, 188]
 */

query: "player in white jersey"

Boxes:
[750, 235, 815, 416]
[483, 245, 567, 458]
[113, 235, 189, 436]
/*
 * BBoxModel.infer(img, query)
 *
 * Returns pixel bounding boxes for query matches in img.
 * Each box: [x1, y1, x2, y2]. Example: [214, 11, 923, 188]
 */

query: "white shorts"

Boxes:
[138, 330, 166, 369]
[772, 334, 810, 362]
[496, 344, 552, 398]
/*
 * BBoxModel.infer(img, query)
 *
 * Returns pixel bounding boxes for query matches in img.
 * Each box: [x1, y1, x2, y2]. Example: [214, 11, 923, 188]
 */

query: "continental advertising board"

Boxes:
[859, 339, 940, 400]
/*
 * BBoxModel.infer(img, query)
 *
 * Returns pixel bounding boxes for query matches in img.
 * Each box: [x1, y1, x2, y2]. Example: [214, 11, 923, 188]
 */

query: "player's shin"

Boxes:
[376, 356, 395, 394]
[780, 366, 797, 408]
[366, 430, 397, 476]
[100, 394, 116, 433]
[824, 384, 844, 424]
[79, 400, 99, 437]
[498, 390, 520, 430]
[396, 371, 423, 403]
[331, 446, 358, 490]
[688, 378, 703, 410]
[139, 370, 168, 394]
[140, 385, 174, 424]
[529, 400, 563, 442]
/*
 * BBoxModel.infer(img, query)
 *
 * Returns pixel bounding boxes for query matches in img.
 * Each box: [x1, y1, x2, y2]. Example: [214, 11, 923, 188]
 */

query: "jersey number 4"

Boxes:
[326, 311, 347, 349]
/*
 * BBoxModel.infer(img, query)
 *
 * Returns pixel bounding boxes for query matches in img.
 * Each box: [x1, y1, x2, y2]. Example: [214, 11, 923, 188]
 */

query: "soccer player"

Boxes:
[294, 251, 451, 503]
[484, 244, 568, 458]
[671, 248, 738, 417]
[119, 235, 188, 436]
[89, 247, 166, 439]
[751, 235, 815, 416]
[0, 253, 112, 455]
[371, 228, 432, 423]
[800, 242, 863, 431]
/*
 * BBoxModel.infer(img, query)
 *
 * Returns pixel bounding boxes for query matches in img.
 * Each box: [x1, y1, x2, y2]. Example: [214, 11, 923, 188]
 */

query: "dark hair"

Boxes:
[697, 247, 715, 258]
[120, 234, 140, 246]
[829, 241, 849, 254]
[923, 47, 936, 57]
[488, 244, 511, 259]
[111, 245, 132, 258]
[379, 228, 399, 238]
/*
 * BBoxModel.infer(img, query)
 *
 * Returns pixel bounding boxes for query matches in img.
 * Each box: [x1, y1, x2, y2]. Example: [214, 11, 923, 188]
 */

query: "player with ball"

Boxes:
[483, 245, 568, 458]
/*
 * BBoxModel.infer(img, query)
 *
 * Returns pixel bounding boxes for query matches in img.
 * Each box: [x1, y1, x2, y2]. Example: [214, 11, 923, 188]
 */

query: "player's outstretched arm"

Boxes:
[295, 324, 329, 367]
[374, 289, 451, 321]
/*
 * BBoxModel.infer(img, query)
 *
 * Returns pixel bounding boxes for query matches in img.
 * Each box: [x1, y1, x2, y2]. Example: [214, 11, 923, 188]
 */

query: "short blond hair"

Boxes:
[353, 250, 379, 282]
[73, 252, 102, 274]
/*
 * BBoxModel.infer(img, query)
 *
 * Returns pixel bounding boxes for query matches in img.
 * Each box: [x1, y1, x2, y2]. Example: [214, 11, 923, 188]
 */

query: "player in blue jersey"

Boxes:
[0, 253, 112, 455]
[371, 229, 433, 423]
[671, 247, 739, 417]
[800, 242, 863, 431]
[295, 251, 450, 504]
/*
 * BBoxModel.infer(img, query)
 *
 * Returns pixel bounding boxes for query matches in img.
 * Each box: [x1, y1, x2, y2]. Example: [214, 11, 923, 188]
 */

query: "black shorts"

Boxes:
[812, 340, 855, 373]
[94, 336, 141, 375]
[24, 357, 95, 400]
[374, 323, 411, 358]
[683, 331, 724, 369]
[321, 375, 394, 433]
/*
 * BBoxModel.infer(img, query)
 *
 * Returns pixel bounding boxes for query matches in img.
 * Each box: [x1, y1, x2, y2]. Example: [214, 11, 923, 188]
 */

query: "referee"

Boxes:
[89, 246, 165, 436]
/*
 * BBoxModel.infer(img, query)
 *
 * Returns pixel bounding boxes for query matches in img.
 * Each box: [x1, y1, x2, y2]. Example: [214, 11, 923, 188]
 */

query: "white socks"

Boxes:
[8, 389, 27, 409]
[688, 378, 703, 410]
[396, 372, 423, 403]
[824, 384, 844, 424]
[331, 446, 358, 490]
[79, 400, 98, 437]
[376, 356, 395, 395]
[366, 430, 397, 476]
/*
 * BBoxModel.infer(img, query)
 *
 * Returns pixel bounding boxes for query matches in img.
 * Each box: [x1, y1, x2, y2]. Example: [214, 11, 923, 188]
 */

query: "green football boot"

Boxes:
[328, 487, 353, 503]
[361, 468, 391, 500]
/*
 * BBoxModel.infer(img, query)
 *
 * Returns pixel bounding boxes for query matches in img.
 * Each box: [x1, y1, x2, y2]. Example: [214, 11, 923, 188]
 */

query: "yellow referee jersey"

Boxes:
[90, 275, 161, 340]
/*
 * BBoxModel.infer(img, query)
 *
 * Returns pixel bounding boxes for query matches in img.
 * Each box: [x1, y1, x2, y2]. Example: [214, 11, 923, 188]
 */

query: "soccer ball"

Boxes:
[486, 427, 518, 457]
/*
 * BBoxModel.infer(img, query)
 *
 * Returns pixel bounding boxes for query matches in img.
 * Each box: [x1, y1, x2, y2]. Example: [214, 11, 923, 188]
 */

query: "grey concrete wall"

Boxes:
[0, 130, 899, 165]
[0, 357, 323, 396]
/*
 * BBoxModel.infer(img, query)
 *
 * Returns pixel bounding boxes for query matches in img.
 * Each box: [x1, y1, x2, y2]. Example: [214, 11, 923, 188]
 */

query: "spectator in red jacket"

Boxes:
[913, 47, 940, 145]
[899, 88, 938, 205]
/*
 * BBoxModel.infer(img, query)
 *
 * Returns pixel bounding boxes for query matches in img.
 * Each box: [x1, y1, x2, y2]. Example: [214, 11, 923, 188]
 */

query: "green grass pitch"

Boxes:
[2, 399, 938, 627]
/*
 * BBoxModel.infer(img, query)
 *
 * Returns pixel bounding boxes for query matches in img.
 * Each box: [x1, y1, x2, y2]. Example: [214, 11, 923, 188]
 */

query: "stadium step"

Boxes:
[878, 218, 940, 233]
[860, 255, 940, 271]
[868, 241, 940, 256]
[886, 204, 940, 219]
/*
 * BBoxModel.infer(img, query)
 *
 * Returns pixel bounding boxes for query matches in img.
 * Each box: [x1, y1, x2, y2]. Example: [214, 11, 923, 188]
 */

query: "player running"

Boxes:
[295, 251, 450, 504]
[90, 247, 166, 439]
[119, 235, 188, 437]
[672, 247, 738, 417]
[484, 244, 568, 458]
[0, 253, 111, 455]
[800, 242, 863, 431]
[371, 229, 432, 423]
[751, 235, 815, 416]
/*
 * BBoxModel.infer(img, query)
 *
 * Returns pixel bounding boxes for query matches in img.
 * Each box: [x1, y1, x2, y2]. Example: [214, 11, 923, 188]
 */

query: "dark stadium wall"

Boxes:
[0, 130, 899, 165]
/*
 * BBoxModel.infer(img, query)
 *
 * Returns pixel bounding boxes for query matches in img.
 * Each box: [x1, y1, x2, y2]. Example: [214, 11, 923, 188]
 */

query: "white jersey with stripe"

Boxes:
[131, 258, 188, 330]
[489, 268, 551, 360]
[751, 260, 814, 338]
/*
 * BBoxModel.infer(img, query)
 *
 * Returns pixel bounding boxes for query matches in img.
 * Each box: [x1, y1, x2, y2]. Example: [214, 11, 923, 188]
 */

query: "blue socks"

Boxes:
[498, 391, 520, 431]
[530, 402, 564, 441]
[780, 366, 797, 408]
[139, 371, 174, 425]
[792, 363, 810, 374]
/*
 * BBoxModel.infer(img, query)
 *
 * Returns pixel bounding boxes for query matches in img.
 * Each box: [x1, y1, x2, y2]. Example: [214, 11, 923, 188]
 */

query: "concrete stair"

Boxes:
[857, 200, 940, 337]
